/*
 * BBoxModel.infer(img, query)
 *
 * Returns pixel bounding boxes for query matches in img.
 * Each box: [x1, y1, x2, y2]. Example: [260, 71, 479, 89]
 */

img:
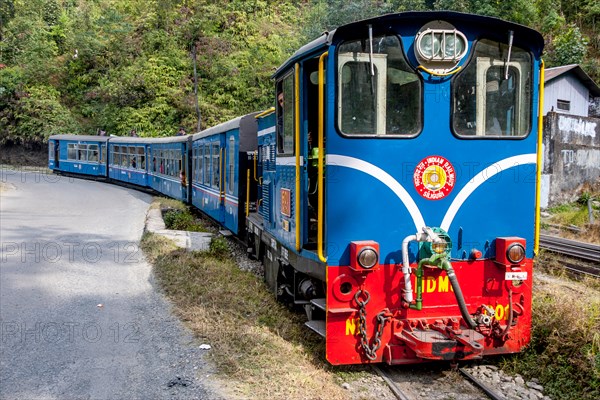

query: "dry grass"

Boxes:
[499, 254, 600, 400]
[141, 232, 349, 399]
[155, 197, 188, 211]
[544, 184, 600, 244]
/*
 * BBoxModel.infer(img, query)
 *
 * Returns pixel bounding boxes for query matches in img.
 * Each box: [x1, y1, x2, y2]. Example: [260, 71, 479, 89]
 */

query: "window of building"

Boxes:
[557, 99, 570, 111]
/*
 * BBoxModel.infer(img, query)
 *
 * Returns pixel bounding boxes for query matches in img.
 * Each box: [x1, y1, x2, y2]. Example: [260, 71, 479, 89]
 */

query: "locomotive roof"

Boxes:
[274, 11, 544, 78]
[49, 134, 110, 142]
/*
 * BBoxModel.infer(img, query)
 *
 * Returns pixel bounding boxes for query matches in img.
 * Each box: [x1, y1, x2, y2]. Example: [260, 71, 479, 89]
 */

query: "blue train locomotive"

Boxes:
[50, 11, 545, 366]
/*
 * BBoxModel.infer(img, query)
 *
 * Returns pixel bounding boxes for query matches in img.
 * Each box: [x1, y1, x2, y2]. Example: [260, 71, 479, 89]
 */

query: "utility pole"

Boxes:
[192, 43, 201, 132]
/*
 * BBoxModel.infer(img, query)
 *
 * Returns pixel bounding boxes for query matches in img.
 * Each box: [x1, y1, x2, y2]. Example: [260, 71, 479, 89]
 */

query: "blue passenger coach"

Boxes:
[146, 137, 191, 202]
[191, 113, 258, 234]
[48, 135, 108, 177]
[108, 137, 150, 187]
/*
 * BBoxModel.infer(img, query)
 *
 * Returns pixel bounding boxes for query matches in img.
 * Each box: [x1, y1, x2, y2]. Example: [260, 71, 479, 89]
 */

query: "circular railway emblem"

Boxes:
[414, 156, 456, 200]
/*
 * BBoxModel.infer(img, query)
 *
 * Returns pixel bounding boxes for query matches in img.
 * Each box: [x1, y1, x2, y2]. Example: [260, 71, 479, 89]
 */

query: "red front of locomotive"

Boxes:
[325, 238, 533, 365]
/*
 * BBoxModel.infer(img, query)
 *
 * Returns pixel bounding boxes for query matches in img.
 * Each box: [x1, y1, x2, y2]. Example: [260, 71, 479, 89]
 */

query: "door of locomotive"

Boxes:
[298, 58, 326, 251]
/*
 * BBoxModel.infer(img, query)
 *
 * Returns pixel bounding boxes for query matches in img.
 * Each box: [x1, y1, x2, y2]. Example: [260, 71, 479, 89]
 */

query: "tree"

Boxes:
[551, 24, 588, 66]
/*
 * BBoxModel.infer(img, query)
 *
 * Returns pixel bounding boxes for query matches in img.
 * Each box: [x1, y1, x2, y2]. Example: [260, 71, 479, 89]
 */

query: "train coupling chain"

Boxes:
[355, 289, 393, 361]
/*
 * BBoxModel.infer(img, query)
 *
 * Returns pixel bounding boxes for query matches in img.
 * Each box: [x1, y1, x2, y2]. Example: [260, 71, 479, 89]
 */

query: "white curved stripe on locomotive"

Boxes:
[326, 154, 426, 231]
[440, 153, 536, 231]
[327, 153, 537, 234]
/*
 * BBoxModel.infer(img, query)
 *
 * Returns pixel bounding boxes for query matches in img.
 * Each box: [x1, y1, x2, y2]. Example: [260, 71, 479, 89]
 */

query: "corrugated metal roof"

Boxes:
[545, 64, 600, 97]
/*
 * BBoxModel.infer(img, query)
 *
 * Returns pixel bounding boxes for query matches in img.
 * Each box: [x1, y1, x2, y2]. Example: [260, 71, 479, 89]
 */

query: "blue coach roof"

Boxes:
[192, 111, 260, 140]
[49, 134, 110, 142]
[273, 11, 544, 78]
[109, 136, 189, 144]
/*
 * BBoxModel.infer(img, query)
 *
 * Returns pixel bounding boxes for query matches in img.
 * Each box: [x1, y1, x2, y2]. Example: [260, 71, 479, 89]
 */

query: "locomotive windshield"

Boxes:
[337, 34, 421, 136]
[453, 39, 532, 137]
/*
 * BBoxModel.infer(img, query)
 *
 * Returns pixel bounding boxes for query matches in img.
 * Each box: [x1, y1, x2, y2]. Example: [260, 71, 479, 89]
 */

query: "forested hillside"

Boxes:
[0, 0, 598, 147]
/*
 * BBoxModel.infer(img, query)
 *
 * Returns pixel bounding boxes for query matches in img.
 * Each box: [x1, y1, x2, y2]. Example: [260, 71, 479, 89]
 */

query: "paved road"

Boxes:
[0, 168, 218, 399]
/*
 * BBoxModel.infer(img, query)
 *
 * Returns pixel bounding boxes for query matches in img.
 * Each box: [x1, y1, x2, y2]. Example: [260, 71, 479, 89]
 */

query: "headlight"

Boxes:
[416, 28, 467, 61]
[357, 247, 378, 269]
[418, 32, 441, 59]
[506, 243, 525, 264]
[444, 33, 466, 58]
[414, 22, 468, 72]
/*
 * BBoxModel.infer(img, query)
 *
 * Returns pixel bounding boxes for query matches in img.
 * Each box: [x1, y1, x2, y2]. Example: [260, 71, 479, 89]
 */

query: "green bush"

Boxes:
[163, 209, 205, 232]
[209, 236, 230, 258]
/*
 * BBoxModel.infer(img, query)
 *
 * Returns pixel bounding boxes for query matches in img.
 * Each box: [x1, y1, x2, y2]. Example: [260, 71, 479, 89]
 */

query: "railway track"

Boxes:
[373, 364, 547, 400]
[373, 365, 506, 400]
[539, 234, 600, 276]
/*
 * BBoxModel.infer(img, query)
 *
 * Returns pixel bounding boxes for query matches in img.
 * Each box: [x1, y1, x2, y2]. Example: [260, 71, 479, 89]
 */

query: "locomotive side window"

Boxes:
[337, 34, 421, 136]
[453, 39, 532, 137]
[276, 73, 295, 155]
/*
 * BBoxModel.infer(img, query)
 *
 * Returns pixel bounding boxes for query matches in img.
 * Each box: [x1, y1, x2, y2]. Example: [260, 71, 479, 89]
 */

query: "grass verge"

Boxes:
[156, 197, 209, 232]
[498, 254, 600, 400]
[544, 188, 600, 244]
[141, 232, 350, 399]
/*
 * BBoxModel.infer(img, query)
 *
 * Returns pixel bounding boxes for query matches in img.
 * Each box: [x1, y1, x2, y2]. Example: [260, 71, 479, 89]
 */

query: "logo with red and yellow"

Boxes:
[414, 156, 456, 200]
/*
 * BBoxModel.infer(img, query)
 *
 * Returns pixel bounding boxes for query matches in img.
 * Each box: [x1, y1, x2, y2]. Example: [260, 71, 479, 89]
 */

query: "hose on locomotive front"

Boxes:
[401, 229, 477, 329]
[441, 259, 478, 329]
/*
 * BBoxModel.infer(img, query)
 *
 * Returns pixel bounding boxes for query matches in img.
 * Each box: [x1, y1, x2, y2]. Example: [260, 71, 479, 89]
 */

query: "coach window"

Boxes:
[200, 147, 204, 182]
[89, 144, 99, 162]
[203, 144, 210, 185]
[49, 142, 55, 160]
[67, 144, 76, 160]
[453, 39, 532, 137]
[276, 73, 295, 155]
[197, 146, 204, 182]
[228, 136, 235, 194]
[78, 144, 87, 161]
[337, 34, 422, 136]
[212, 143, 220, 188]
[137, 147, 145, 170]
